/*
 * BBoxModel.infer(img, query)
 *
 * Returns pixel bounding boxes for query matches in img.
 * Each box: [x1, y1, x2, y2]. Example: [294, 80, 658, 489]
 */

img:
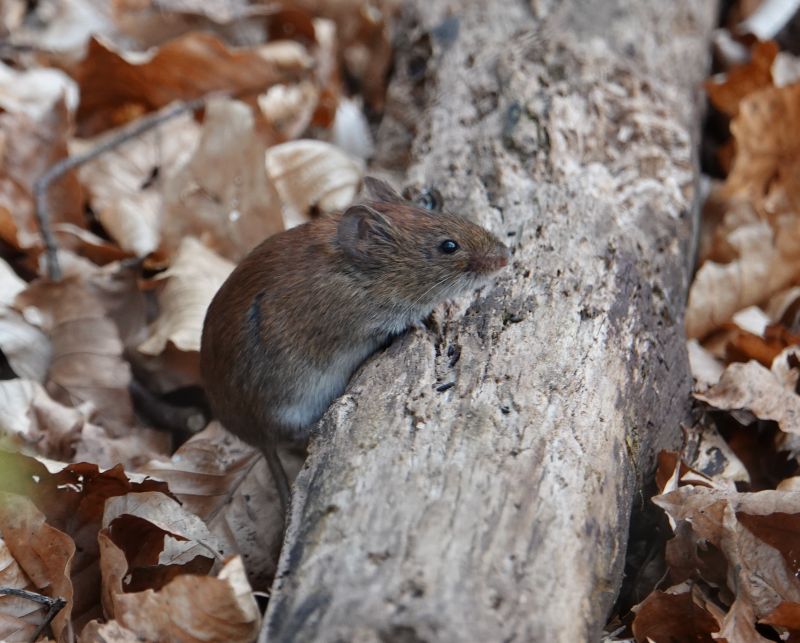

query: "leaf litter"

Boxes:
[609, 3, 800, 641]
[0, 0, 395, 639]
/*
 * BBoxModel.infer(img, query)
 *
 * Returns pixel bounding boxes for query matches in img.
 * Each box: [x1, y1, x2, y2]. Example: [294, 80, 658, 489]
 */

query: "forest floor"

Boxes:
[1, 1, 800, 642]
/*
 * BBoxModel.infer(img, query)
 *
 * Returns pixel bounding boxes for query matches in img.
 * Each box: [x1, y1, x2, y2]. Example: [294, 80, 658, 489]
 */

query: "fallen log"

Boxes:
[263, 1, 718, 640]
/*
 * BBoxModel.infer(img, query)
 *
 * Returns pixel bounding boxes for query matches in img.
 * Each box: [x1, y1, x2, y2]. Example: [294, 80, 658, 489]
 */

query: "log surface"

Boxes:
[264, 2, 718, 641]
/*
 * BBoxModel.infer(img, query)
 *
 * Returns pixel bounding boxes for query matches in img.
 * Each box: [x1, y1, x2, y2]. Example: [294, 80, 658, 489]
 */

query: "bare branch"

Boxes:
[34, 93, 226, 281]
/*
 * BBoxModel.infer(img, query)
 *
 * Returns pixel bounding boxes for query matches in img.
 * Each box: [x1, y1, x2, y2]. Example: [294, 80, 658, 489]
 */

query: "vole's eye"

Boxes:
[439, 239, 459, 254]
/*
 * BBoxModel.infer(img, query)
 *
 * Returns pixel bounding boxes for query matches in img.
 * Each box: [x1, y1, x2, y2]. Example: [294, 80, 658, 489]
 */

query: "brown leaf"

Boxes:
[654, 487, 800, 621]
[290, 0, 400, 110]
[142, 422, 294, 588]
[726, 322, 800, 367]
[114, 556, 259, 643]
[726, 83, 800, 211]
[15, 276, 134, 435]
[0, 307, 50, 382]
[717, 595, 767, 643]
[706, 40, 779, 117]
[161, 98, 284, 261]
[0, 98, 83, 252]
[0, 258, 25, 306]
[137, 238, 233, 355]
[687, 339, 724, 389]
[682, 423, 752, 485]
[265, 139, 363, 228]
[101, 491, 228, 568]
[73, 110, 200, 258]
[97, 530, 127, 618]
[97, 497, 221, 616]
[0, 537, 47, 641]
[0, 380, 82, 458]
[54, 223, 135, 267]
[0, 63, 83, 253]
[73, 33, 313, 136]
[0, 452, 172, 634]
[5, 0, 111, 57]
[737, 512, 800, 579]
[631, 583, 721, 642]
[78, 618, 143, 643]
[258, 80, 319, 140]
[761, 601, 800, 631]
[654, 450, 726, 496]
[0, 492, 75, 642]
[695, 349, 800, 435]
[686, 221, 800, 339]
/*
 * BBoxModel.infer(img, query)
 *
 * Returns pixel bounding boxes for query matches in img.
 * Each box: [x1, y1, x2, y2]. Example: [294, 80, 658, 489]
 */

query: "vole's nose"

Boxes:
[488, 242, 510, 271]
[472, 243, 510, 273]
[496, 243, 510, 268]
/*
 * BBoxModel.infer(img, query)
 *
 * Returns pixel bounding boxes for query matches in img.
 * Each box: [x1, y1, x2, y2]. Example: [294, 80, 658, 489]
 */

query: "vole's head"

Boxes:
[337, 177, 509, 311]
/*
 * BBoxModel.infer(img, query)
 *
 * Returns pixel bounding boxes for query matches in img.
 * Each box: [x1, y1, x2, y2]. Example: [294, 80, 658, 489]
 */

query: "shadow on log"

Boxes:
[263, 1, 717, 641]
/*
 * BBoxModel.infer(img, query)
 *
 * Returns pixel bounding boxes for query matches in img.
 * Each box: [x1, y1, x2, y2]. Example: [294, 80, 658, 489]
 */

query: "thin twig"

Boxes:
[34, 93, 225, 281]
[0, 587, 67, 642]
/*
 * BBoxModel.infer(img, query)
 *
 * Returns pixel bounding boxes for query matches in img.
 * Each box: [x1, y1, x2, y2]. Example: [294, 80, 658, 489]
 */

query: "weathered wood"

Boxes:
[263, 2, 717, 641]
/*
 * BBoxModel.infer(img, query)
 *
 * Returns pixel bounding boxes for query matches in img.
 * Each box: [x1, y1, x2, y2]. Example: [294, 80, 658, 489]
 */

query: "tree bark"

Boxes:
[263, 1, 717, 641]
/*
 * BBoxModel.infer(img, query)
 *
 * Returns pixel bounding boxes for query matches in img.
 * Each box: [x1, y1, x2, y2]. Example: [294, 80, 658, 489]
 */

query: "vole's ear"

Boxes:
[363, 176, 405, 204]
[338, 204, 394, 257]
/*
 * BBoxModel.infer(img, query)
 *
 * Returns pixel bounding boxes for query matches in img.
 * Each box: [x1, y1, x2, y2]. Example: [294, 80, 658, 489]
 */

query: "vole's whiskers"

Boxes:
[400, 273, 462, 322]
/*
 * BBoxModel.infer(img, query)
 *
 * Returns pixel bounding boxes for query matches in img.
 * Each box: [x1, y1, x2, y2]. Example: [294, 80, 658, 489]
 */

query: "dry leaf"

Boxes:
[725, 83, 800, 211]
[108, 0, 260, 52]
[726, 322, 800, 367]
[683, 424, 752, 484]
[695, 347, 800, 435]
[0, 258, 25, 307]
[0, 380, 74, 455]
[78, 618, 143, 643]
[0, 99, 83, 251]
[74, 109, 200, 258]
[114, 555, 259, 643]
[655, 486, 800, 619]
[761, 600, 800, 633]
[128, 343, 202, 393]
[772, 51, 800, 87]
[632, 583, 721, 642]
[5, 0, 112, 57]
[54, 223, 135, 266]
[138, 238, 233, 355]
[0, 307, 50, 382]
[0, 536, 47, 641]
[258, 80, 319, 140]
[161, 97, 284, 261]
[265, 139, 362, 228]
[142, 422, 295, 588]
[73, 423, 170, 471]
[0, 61, 79, 119]
[0, 61, 82, 249]
[0, 492, 75, 642]
[101, 491, 228, 568]
[289, 0, 400, 110]
[706, 40, 778, 117]
[0, 378, 155, 465]
[332, 97, 375, 160]
[73, 33, 313, 135]
[15, 276, 134, 435]
[686, 221, 800, 338]
[0, 452, 173, 634]
[687, 339, 724, 389]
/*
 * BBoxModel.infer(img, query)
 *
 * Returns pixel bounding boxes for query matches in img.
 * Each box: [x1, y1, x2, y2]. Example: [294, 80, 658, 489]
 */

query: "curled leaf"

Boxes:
[161, 98, 284, 261]
[265, 139, 362, 228]
[138, 238, 233, 355]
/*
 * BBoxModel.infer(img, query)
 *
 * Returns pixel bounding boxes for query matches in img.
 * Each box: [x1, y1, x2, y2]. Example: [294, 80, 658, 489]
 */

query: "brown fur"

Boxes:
[200, 178, 509, 500]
